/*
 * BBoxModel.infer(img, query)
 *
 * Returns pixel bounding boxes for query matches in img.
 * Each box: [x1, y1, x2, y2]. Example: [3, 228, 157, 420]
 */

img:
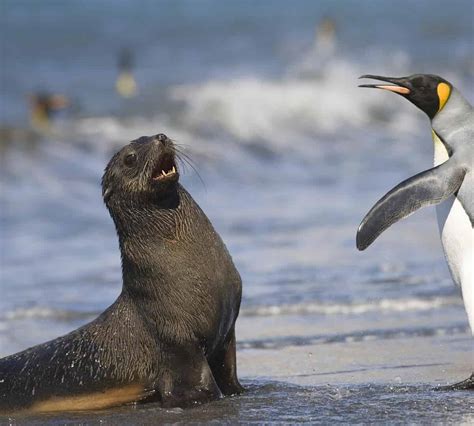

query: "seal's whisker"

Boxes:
[175, 152, 196, 171]
[173, 145, 194, 166]
[174, 147, 199, 170]
[175, 153, 202, 181]
[172, 141, 192, 150]
[175, 155, 189, 174]
[174, 149, 206, 189]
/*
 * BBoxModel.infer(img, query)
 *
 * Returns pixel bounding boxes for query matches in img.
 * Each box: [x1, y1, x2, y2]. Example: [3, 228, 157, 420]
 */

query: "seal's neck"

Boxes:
[110, 185, 201, 297]
[109, 183, 180, 236]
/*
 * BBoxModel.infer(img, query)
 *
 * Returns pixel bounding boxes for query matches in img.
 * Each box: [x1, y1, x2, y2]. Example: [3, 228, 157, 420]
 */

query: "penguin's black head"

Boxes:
[359, 74, 452, 120]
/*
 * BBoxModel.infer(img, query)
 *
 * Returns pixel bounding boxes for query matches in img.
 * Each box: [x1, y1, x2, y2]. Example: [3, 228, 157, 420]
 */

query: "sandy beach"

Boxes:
[3, 319, 472, 424]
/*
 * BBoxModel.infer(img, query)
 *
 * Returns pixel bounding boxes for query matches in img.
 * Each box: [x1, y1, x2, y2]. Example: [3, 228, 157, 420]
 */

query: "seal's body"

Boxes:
[0, 134, 243, 413]
[357, 74, 473, 389]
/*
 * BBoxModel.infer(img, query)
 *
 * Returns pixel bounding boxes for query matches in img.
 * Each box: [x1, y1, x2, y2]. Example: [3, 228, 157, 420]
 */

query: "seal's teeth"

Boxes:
[156, 166, 176, 179]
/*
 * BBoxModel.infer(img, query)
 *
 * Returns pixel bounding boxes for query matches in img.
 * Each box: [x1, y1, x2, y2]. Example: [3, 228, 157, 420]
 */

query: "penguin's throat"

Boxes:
[431, 130, 450, 166]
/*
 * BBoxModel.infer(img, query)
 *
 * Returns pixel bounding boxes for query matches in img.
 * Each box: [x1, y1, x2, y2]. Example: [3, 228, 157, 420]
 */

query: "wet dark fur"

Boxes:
[0, 134, 243, 413]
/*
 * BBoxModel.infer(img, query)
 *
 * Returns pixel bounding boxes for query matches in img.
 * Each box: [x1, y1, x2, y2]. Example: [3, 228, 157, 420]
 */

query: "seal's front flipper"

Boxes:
[210, 328, 244, 396]
[157, 344, 222, 408]
[357, 159, 466, 250]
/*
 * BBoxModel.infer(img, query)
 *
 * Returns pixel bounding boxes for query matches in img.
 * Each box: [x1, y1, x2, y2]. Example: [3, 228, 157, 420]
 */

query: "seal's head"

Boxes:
[102, 133, 179, 207]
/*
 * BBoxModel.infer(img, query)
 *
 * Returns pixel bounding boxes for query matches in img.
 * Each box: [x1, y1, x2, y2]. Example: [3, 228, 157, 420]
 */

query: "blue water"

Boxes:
[1, 0, 473, 423]
[2, 0, 473, 123]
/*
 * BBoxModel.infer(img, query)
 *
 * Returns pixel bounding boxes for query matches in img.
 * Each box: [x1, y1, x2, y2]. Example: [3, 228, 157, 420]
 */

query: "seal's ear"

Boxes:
[103, 186, 113, 204]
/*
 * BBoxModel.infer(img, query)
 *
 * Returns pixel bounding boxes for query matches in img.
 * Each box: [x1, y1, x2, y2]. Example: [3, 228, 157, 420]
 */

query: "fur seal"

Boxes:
[0, 133, 243, 414]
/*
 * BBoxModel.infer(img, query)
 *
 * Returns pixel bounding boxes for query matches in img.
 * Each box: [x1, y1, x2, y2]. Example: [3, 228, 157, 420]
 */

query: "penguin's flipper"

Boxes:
[357, 159, 466, 250]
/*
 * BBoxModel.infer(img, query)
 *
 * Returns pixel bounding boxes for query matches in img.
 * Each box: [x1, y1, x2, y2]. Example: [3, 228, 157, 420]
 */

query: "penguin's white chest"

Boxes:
[433, 131, 474, 331]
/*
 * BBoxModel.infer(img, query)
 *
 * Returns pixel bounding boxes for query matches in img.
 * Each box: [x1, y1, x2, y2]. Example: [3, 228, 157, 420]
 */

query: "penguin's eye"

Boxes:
[124, 152, 137, 167]
[419, 86, 426, 92]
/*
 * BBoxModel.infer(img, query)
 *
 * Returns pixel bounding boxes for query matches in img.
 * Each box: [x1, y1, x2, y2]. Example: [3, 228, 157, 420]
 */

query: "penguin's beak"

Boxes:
[358, 75, 411, 95]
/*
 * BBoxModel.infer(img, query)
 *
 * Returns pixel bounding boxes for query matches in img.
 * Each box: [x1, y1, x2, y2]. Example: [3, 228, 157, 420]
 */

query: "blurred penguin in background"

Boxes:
[0, 92, 69, 148]
[116, 48, 138, 98]
[290, 16, 337, 79]
[313, 17, 337, 58]
[29, 92, 69, 133]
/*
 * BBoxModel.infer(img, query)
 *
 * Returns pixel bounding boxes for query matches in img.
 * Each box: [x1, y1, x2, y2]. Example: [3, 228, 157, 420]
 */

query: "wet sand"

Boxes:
[239, 332, 473, 388]
[237, 308, 474, 387]
[2, 315, 472, 425]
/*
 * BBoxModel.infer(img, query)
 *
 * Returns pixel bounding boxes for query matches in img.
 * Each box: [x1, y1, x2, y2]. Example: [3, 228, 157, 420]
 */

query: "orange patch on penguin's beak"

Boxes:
[375, 85, 411, 95]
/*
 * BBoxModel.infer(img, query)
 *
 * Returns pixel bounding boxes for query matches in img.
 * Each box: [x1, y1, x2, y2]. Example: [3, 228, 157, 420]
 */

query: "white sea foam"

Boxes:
[241, 296, 462, 317]
[57, 56, 432, 162]
[0, 296, 459, 324]
[170, 59, 423, 147]
[1, 306, 97, 321]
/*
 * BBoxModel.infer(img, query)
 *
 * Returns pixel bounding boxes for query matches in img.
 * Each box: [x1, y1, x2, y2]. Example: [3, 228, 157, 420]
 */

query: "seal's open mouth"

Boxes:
[151, 153, 178, 182]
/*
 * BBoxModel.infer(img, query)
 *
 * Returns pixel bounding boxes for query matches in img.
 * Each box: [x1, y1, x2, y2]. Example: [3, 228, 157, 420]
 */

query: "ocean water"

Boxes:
[1, 0, 473, 423]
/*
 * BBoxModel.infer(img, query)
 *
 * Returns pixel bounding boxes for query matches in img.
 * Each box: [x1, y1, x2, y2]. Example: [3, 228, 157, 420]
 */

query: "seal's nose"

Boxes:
[154, 133, 169, 146]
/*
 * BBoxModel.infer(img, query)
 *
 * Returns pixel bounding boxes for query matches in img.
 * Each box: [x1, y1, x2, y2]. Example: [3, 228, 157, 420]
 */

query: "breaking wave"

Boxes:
[241, 296, 462, 317]
[1, 295, 461, 324]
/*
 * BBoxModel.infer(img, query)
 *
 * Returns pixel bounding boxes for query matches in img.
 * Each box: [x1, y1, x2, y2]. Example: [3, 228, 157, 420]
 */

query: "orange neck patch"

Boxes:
[437, 82, 451, 112]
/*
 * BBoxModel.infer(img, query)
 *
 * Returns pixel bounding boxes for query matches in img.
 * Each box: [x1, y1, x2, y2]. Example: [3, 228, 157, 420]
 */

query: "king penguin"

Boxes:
[357, 74, 473, 390]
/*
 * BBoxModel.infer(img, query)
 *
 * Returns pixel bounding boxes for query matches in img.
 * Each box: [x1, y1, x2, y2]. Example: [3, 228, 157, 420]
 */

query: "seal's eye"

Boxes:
[124, 152, 137, 167]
